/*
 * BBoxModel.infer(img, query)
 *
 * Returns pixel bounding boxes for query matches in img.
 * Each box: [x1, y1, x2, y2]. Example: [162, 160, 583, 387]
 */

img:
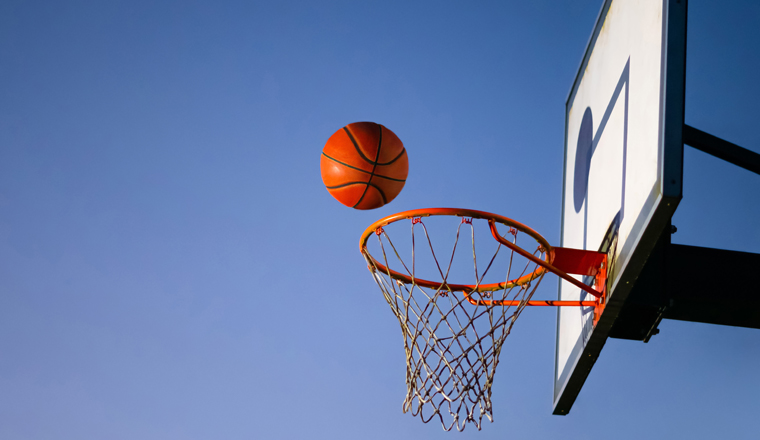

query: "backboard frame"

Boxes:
[553, 0, 687, 415]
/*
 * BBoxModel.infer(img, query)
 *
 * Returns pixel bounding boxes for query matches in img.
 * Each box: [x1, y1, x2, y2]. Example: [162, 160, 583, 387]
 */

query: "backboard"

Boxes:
[554, 0, 686, 414]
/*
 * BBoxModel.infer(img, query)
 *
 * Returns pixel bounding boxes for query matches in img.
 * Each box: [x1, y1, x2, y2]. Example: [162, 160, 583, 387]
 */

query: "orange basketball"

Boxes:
[321, 122, 408, 210]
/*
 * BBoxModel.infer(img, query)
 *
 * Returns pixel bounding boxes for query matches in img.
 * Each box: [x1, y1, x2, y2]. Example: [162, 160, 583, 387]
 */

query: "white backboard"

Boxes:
[554, 0, 686, 414]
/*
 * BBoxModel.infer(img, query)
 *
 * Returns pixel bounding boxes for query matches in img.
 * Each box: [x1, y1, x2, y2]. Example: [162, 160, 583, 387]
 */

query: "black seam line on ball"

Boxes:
[376, 148, 406, 166]
[372, 174, 405, 182]
[325, 181, 370, 189]
[321, 153, 406, 182]
[343, 125, 405, 166]
[326, 181, 387, 205]
[353, 125, 383, 208]
[368, 180, 388, 205]
[326, 182, 388, 204]
[343, 126, 376, 165]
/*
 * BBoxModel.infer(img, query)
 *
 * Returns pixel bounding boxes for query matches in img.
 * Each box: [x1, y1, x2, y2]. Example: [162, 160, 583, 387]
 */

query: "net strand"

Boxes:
[365, 216, 546, 431]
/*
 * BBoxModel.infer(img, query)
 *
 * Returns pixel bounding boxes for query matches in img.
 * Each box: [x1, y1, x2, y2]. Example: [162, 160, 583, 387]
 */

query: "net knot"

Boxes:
[508, 227, 518, 236]
[411, 217, 422, 224]
[461, 217, 473, 224]
[375, 227, 384, 236]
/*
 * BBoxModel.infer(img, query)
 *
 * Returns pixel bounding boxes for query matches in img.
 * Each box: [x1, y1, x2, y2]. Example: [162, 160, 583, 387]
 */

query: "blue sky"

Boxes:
[1, 1, 759, 439]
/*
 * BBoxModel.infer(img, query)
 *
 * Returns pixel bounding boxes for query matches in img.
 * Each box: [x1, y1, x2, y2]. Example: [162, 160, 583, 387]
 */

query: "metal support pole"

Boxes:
[683, 124, 760, 175]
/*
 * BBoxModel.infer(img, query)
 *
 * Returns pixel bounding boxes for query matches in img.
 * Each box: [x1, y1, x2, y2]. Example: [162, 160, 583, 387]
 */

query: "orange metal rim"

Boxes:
[360, 208, 554, 292]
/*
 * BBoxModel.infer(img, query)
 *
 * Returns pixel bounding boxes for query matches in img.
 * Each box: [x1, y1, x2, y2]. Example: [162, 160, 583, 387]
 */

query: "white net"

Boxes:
[363, 214, 547, 431]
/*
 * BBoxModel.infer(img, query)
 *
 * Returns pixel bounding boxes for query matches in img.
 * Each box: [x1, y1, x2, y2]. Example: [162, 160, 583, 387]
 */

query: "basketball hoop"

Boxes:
[360, 208, 607, 431]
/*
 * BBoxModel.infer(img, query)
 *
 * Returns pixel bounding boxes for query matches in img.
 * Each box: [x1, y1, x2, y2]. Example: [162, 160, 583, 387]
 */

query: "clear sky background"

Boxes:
[1, 1, 759, 439]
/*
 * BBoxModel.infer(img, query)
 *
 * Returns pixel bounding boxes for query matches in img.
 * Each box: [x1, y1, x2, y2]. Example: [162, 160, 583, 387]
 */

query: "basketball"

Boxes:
[320, 122, 408, 210]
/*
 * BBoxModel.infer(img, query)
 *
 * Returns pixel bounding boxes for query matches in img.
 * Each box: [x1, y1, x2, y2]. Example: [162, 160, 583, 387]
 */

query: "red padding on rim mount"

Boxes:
[552, 247, 606, 276]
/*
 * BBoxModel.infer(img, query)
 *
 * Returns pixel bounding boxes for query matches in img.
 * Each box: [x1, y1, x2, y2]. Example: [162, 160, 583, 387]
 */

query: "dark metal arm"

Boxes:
[683, 124, 760, 175]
